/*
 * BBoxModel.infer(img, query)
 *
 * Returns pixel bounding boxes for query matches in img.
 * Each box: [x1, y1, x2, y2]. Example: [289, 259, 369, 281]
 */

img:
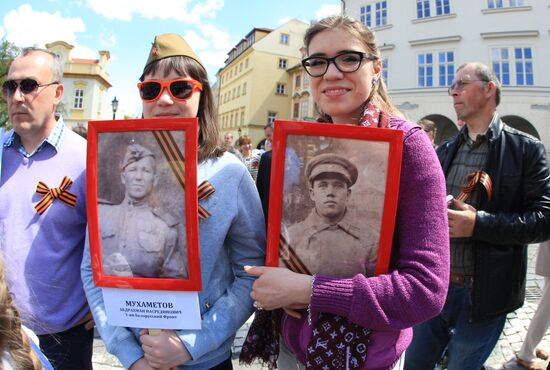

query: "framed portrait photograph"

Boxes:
[265, 120, 403, 277]
[87, 118, 201, 291]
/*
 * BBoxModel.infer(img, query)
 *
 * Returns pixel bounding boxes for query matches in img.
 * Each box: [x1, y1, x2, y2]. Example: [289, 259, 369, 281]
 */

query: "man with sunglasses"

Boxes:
[0, 47, 92, 370]
[405, 62, 550, 370]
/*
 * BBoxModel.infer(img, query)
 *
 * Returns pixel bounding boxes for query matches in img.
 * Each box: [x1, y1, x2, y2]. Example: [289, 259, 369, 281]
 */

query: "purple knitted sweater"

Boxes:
[281, 117, 450, 369]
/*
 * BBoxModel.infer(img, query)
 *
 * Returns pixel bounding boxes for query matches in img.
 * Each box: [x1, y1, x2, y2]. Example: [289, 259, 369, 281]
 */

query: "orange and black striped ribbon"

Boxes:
[34, 176, 77, 215]
[279, 233, 311, 275]
[197, 180, 215, 219]
[152, 130, 215, 220]
[457, 170, 493, 203]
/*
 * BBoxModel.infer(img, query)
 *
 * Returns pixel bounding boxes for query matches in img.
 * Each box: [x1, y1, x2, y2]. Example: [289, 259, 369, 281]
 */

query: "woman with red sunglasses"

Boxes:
[82, 33, 266, 370]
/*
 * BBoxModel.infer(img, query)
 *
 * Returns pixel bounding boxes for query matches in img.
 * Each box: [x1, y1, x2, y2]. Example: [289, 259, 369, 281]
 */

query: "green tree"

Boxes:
[0, 39, 20, 130]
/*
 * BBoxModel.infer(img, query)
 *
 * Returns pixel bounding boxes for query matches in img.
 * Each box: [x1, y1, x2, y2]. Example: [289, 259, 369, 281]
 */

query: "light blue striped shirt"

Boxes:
[3, 115, 65, 158]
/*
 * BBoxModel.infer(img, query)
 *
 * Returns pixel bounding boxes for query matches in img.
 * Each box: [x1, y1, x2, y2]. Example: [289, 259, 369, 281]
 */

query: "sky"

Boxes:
[0, 1, 340, 118]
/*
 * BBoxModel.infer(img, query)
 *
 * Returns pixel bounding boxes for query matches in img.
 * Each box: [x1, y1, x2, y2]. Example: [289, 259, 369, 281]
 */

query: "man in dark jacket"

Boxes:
[405, 62, 550, 370]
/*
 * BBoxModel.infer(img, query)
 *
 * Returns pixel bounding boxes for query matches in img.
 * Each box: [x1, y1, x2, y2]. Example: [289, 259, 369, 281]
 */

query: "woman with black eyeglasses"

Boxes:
[81, 33, 266, 370]
[240, 16, 449, 370]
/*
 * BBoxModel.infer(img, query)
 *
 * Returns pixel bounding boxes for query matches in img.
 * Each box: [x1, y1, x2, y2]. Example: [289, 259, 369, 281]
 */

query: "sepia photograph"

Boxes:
[87, 118, 201, 291]
[97, 132, 187, 279]
[267, 120, 403, 278]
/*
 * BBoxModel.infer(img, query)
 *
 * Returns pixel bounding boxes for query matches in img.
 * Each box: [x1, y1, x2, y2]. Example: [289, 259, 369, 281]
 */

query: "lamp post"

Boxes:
[111, 96, 119, 120]
[237, 127, 242, 138]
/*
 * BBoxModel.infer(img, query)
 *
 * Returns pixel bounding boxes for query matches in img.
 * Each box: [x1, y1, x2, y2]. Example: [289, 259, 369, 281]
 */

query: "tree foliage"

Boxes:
[0, 39, 21, 130]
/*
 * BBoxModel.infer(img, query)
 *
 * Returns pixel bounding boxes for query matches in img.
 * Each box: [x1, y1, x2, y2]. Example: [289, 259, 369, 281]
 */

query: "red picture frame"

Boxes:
[87, 118, 201, 291]
[265, 120, 403, 277]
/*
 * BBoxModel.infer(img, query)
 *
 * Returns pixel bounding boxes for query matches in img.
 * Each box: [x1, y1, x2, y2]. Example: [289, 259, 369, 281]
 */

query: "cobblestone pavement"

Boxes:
[92, 244, 549, 370]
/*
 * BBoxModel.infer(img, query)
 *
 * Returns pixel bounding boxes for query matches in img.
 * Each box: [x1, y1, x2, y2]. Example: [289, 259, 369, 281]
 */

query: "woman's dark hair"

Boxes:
[141, 56, 225, 161]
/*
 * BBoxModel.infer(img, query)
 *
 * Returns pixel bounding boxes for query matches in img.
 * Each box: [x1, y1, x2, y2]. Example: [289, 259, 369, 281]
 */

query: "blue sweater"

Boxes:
[82, 152, 266, 369]
[0, 118, 89, 335]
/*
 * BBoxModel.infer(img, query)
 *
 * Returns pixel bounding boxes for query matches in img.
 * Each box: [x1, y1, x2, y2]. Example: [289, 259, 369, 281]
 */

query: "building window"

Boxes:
[300, 99, 309, 118]
[375, 1, 387, 27]
[280, 33, 289, 44]
[418, 53, 433, 87]
[268, 111, 277, 125]
[360, 5, 372, 27]
[295, 75, 301, 89]
[293, 102, 300, 118]
[491, 47, 533, 85]
[303, 73, 310, 87]
[362, 1, 388, 27]
[245, 58, 249, 68]
[240, 111, 245, 125]
[488, 0, 525, 8]
[417, 0, 450, 18]
[417, 0, 430, 18]
[492, 47, 510, 85]
[243, 82, 247, 95]
[279, 58, 288, 69]
[276, 83, 286, 95]
[74, 89, 84, 109]
[515, 47, 533, 85]
[436, 0, 450, 15]
[382, 57, 389, 87]
[247, 33, 255, 46]
[237, 86, 241, 97]
[438, 51, 454, 87]
[239, 63, 243, 72]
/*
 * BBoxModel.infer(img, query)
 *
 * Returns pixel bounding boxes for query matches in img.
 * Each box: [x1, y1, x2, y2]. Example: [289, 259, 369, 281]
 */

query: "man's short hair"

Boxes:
[306, 153, 358, 187]
[456, 62, 501, 106]
[417, 119, 437, 134]
[264, 124, 273, 130]
[20, 47, 64, 83]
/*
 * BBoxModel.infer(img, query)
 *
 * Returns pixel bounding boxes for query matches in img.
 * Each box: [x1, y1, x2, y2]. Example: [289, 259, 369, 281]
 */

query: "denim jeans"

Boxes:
[403, 283, 506, 370]
[38, 323, 93, 370]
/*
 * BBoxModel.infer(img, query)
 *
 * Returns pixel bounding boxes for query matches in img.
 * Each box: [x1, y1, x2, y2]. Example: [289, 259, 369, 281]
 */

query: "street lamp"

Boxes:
[237, 127, 242, 138]
[111, 96, 119, 120]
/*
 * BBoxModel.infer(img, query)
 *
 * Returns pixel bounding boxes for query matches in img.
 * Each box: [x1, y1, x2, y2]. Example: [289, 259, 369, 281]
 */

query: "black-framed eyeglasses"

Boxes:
[447, 79, 488, 95]
[2, 79, 59, 97]
[137, 79, 203, 102]
[302, 51, 377, 77]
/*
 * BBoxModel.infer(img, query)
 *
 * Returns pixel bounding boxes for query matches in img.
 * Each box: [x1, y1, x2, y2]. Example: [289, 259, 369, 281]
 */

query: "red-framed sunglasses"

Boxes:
[137, 79, 203, 102]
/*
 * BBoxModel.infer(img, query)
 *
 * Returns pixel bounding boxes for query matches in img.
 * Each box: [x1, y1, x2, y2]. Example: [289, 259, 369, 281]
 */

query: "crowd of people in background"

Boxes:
[1, 13, 549, 370]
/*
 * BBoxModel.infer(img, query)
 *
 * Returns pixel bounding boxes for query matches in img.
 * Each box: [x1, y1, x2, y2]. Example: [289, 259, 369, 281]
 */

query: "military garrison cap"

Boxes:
[142, 33, 204, 76]
[121, 143, 155, 170]
[305, 153, 358, 186]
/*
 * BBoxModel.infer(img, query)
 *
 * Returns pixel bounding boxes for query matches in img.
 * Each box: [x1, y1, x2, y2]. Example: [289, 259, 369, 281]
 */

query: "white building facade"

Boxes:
[343, 0, 550, 148]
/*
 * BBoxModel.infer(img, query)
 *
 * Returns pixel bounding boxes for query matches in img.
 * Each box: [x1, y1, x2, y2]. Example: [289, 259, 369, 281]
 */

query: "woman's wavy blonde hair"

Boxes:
[0, 257, 42, 370]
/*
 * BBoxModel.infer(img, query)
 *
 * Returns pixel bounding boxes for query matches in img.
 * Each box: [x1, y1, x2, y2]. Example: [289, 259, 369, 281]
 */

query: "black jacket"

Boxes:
[437, 117, 550, 321]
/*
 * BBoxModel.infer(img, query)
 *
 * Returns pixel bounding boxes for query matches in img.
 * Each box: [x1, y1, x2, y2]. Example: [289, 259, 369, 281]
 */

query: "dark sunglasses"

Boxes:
[2, 79, 59, 97]
[137, 79, 203, 102]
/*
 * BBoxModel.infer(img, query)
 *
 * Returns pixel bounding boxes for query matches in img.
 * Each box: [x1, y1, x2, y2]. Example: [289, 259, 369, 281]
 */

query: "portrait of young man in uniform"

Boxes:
[98, 140, 187, 279]
[282, 152, 378, 277]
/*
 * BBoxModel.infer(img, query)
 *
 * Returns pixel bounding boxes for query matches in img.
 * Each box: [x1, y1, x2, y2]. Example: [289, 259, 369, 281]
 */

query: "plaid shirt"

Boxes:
[446, 113, 498, 276]
[3, 114, 65, 158]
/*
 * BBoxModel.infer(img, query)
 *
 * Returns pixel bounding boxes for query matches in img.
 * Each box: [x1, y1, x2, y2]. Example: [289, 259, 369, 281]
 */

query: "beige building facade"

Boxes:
[288, 62, 317, 122]
[217, 19, 309, 146]
[343, 0, 550, 150]
[46, 41, 112, 130]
